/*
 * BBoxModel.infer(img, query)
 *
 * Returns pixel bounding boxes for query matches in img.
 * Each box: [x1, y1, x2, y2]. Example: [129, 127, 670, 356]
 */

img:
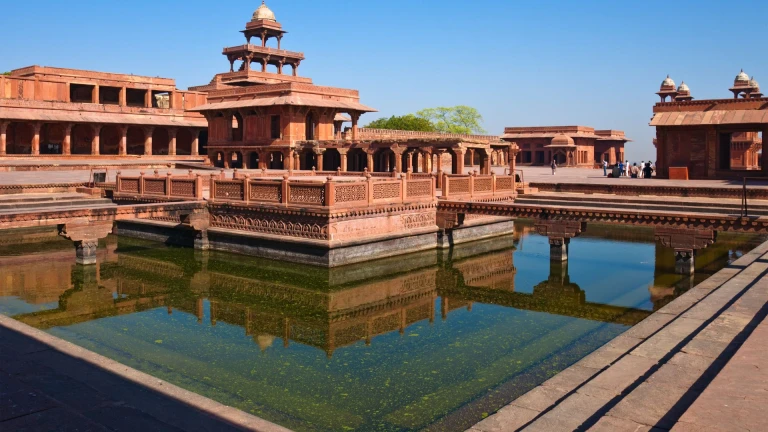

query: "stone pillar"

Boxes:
[168, 128, 177, 156]
[62, 124, 72, 155]
[315, 149, 325, 170]
[145, 88, 152, 108]
[191, 130, 200, 156]
[118, 126, 127, 156]
[143, 127, 154, 156]
[92, 84, 99, 104]
[481, 150, 491, 174]
[181, 212, 210, 250]
[535, 220, 587, 262]
[654, 227, 716, 275]
[454, 150, 465, 175]
[366, 150, 374, 172]
[509, 143, 518, 175]
[405, 151, 413, 172]
[59, 221, 114, 265]
[762, 127, 768, 175]
[393, 148, 404, 173]
[338, 148, 348, 172]
[0, 121, 7, 155]
[91, 124, 101, 155]
[31, 122, 41, 156]
[119, 87, 126, 106]
[351, 113, 360, 140]
[549, 238, 569, 262]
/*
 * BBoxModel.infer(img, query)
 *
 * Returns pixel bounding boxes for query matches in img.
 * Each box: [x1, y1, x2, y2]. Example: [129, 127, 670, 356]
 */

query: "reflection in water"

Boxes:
[0, 222, 763, 432]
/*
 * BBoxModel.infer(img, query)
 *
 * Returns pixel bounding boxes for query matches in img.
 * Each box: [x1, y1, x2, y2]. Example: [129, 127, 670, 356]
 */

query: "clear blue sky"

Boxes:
[2, 1, 766, 161]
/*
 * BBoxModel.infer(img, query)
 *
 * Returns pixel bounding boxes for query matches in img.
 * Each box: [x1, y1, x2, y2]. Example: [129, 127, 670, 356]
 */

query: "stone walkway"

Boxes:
[0, 314, 289, 432]
[469, 239, 768, 432]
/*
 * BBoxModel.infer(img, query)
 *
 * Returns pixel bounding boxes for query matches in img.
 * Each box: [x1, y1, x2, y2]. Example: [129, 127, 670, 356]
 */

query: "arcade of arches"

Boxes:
[0, 120, 203, 156]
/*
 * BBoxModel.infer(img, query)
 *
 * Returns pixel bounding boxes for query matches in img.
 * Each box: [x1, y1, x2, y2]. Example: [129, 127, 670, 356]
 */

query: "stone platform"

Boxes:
[469, 239, 768, 432]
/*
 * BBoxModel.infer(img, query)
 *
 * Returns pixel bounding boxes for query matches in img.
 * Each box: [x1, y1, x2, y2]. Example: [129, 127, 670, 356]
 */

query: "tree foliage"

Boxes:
[365, 114, 436, 132]
[1, 72, 10, 76]
[415, 106, 486, 134]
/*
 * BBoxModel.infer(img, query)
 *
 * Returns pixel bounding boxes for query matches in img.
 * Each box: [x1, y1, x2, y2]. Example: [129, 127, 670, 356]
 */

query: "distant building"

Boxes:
[501, 126, 630, 167]
[651, 71, 766, 179]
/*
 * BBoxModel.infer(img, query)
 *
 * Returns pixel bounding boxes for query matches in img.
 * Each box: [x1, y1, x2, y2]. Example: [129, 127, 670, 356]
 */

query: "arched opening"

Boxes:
[302, 150, 316, 170]
[152, 128, 170, 155]
[269, 151, 284, 170]
[99, 125, 121, 155]
[230, 151, 243, 169]
[232, 112, 243, 142]
[374, 149, 395, 172]
[213, 151, 226, 168]
[6, 122, 33, 154]
[305, 112, 316, 140]
[40, 123, 63, 155]
[126, 127, 145, 155]
[249, 152, 260, 169]
[71, 124, 92, 155]
[176, 128, 194, 155]
[322, 149, 341, 171]
[347, 148, 367, 171]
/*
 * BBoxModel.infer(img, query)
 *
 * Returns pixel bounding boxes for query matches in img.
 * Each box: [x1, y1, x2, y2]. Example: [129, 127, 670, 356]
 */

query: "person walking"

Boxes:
[618, 161, 624, 177]
[602, 159, 608, 176]
[551, 159, 557, 175]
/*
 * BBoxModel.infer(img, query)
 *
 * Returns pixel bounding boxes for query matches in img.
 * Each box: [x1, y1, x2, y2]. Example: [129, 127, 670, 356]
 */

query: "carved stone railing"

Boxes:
[210, 175, 436, 208]
[353, 128, 504, 143]
[115, 171, 204, 200]
[440, 173, 516, 200]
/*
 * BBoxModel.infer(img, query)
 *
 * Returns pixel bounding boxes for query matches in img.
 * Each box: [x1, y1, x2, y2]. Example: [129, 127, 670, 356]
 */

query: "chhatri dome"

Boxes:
[735, 69, 750, 84]
[550, 134, 575, 146]
[661, 75, 675, 88]
[253, 1, 276, 21]
[750, 76, 760, 90]
[677, 82, 690, 93]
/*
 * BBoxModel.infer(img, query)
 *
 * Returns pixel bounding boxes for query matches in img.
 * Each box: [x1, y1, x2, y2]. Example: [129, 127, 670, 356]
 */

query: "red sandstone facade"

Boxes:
[0, 67, 208, 157]
[502, 126, 629, 167]
[651, 72, 767, 179]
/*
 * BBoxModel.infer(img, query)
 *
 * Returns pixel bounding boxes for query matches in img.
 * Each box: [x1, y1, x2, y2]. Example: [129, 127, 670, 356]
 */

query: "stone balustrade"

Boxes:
[440, 173, 516, 200]
[210, 175, 435, 208]
[116, 171, 204, 200]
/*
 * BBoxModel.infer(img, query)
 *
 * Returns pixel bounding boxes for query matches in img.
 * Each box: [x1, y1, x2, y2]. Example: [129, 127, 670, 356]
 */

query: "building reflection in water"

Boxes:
[2, 222, 763, 357]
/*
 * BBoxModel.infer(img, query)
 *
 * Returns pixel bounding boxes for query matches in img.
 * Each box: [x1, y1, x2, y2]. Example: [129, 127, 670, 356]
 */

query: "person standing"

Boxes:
[603, 159, 608, 176]
[625, 160, 630, 177]
[630, 163, 639, 178]
[551, 159, 557, 175]
[643, 162, 652, 179]
[618, 161, 624, 177]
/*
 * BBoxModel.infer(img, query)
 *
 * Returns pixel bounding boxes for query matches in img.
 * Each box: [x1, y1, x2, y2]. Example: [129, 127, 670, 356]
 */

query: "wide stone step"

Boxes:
[0, 198, 114, 212]
[0, 201, 117, 216]
[518, 194, 768, 211]
[0, 193, 96, 204]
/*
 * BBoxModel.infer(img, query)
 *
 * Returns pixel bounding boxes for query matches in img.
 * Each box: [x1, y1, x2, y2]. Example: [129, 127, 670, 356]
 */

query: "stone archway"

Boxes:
[213, 151, 226, 168]
[41, 123, 64, 155]
[176, 128, 194, 155]
[126, 127, 145, 155]
[71, 124, 92, 155]
[152, 128, 170, 155]
[323, 148, 341, 171]
[6, 122, 34, 154]
[230, 151, 243, 169]
[99, 125, 121, 155]
[269, 151, 284, 169]
[347, 148, 367, 171]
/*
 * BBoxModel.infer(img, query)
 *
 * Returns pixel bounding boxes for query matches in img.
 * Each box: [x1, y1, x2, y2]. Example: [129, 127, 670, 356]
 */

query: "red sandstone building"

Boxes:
[502, 126, 630, 167]
[0, 67, 208, 157]
[651, 72, 766, 179]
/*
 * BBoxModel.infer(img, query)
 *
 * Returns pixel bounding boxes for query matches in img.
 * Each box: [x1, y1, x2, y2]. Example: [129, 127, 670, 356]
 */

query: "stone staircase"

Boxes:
[0, 193, 117, 215]
[515, 193, 768, 217]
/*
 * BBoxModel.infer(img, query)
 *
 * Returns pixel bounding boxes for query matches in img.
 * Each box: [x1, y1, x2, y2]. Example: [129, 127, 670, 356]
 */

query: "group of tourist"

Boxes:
[602, 160, 655, 178]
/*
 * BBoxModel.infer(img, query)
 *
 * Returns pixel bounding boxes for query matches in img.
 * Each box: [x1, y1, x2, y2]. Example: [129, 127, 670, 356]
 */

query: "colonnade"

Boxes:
[0, 120, 201, 156]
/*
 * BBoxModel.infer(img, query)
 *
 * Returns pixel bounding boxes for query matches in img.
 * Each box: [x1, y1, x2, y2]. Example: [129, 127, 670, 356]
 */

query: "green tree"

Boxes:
[415, 106, 486, 134]
[365, 114, 436, 131]
[1, 72, 10, 76]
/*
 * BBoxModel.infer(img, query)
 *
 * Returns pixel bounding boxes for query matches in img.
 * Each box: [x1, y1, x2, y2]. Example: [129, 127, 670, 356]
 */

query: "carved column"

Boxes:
[338, 148, 349, 172]
[654, 227, 716, 275]
[92, 84, 99, 104]
[31, 122, 41, 156]
[91, 124, 102, 155]
[145, 88, 152, 108]
[454, 149, 465, 175]
[59, 221, 114, 265]
[118, 126, 127, 156]
[314, 148, 325, 170]
[366, 149, 375, 172]
[351, 112, 360, 140]
[393, 147, 404, 173]
[535, 220, 587, 262]
[143, 127, 154, 156]
[119, 87, 126, 106]
[62, 124, 72, 156]
[168, 128, 177, 156]
[0, 121, 7, 155]
[191, 129, 200, 156]
[405, 151, 413, 172]
[508, 143, 518, 175]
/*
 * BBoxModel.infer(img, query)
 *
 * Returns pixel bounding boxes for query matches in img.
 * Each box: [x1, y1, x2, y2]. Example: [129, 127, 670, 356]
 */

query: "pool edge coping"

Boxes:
[0, 312, 293, 432]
